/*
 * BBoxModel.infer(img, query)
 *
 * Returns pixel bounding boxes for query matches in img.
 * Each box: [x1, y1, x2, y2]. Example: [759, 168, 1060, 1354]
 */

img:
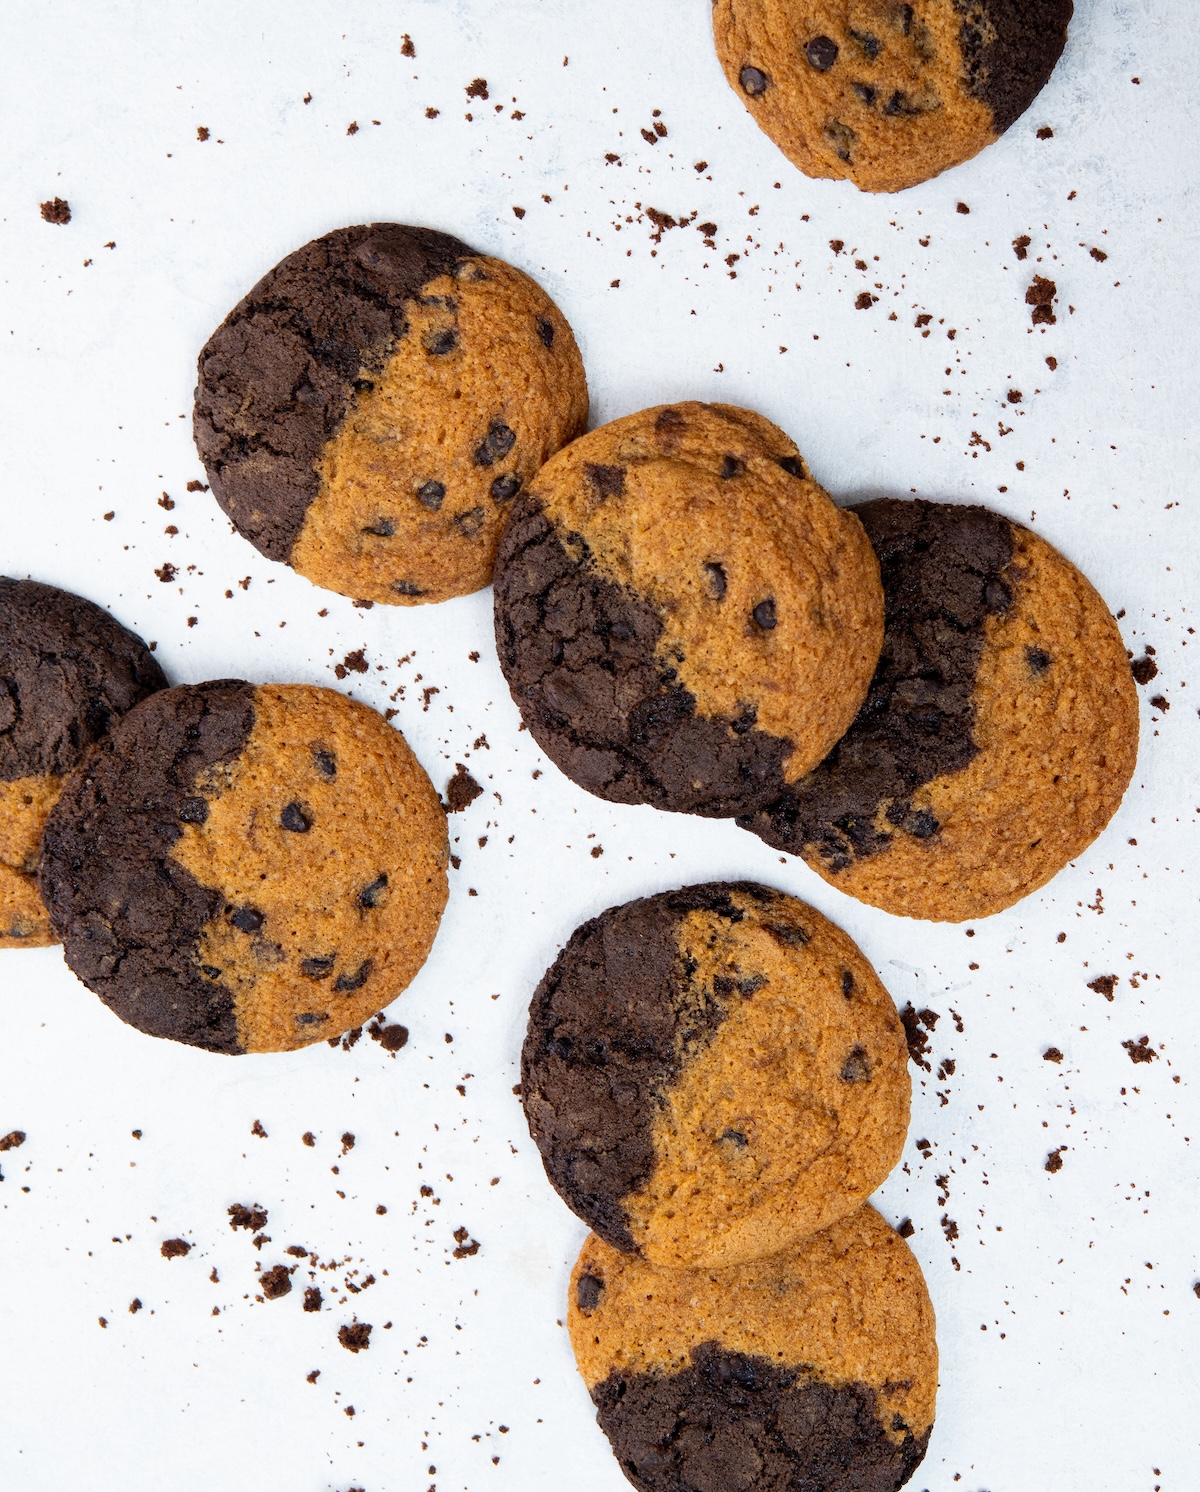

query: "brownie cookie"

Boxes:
[0, 579, 166, 948]
[570, 1205, 936, 1492]
[193, 224, 588, 605]
[742, 499, 1138, 920]
[714, 0, 1073, 193]
[39, 682, 448, 1052]
[493, 403, 883, 818]
[522, 882, 909, 1269]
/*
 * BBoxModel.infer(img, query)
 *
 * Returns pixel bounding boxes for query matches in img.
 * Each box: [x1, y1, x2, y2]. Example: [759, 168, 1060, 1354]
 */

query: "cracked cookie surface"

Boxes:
[741, 498, 1138, 920]
[493, 403, 883, 818]
[39, 681, 448, 1052]
[521, 882, 909, 1268]
[570, 1205, 936, 1492]
[193, 223, 587, 604]
[714, 0, 1073, 192]
[0, 579, 165, 948]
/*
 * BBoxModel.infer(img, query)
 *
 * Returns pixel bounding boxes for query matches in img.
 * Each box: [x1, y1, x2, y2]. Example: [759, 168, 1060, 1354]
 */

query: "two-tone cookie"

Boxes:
[714, 0, 1073, 193]
[521, 882, 909, 1269]
[39, 681, 448, 1052]
[193, 223, 588, 605]
[570, 1205, 937, 1492]
[741, 498, 1138, 921]
[493, 403, 883, 818]
[1, 579, 166, 948]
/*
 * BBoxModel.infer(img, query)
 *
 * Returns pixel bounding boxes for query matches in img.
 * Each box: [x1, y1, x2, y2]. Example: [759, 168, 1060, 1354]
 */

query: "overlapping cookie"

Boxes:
[714, 0, 1073, 192]
[521, 882, 910, 1269]
[493, 402, 884, 818]
[194, 223, 588, 605]
[570, 1205, 937, 1492]
[741, 498, 1138, 920]
[1, 579, 166, 948]
[39, 681, 448, 1052]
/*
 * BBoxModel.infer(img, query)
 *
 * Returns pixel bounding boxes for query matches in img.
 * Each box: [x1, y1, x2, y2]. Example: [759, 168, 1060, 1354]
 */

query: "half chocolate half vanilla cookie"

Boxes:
[39, 681, 448, 1052]
[193, 223, 588, 604]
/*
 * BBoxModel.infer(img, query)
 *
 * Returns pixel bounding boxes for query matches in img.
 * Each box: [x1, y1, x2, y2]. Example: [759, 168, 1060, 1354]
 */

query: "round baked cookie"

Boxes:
[39, 681, 448, 1053]
[493, 402, 883, 818]
[0, 579, 166, 949]
[570, 1205, 936, 1492]
[193, 223, 588, 605]
[521, 882, 909, 1270]
[741, 498, 1138, 921]
[714, 0, 1073, 193]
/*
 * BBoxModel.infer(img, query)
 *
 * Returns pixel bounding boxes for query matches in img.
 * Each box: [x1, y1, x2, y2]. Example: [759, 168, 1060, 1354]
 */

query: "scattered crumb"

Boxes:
[160, 1238, 191, 1259]
[40, 197, 71, 224]
[339, 1321, 373, 1353]
[445, 764, 483, 813]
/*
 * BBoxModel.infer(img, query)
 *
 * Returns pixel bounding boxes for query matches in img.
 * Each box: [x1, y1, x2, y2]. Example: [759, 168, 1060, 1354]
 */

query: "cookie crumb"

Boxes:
[40, 197, 71, 224]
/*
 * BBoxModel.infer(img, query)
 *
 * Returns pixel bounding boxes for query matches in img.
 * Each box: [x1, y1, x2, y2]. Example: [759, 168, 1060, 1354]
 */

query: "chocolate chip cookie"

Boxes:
[39, 681, 448, 1052]
[193, 224, 588, 605]
[521, 882, 910, 1269]
[742, 499, 1138, 920]
[570, 1204, 937, 1492]
[1, 579, 166, 948]
[493, 403, 883, 818]
[714, 0, 1073, 193]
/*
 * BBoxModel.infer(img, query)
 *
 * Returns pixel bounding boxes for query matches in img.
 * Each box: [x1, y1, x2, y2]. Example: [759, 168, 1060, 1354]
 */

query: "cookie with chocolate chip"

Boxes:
[1, 579, 166, 948]
[714, 0, 1072, 193]
[39, 681, 448, 1052]
[741, 499, 1138, 920]
[493, 403, 883, 818]
[193, 224, 588, 605]
[570, 1204, 936, 1492]
[521, 882, 909, 1269]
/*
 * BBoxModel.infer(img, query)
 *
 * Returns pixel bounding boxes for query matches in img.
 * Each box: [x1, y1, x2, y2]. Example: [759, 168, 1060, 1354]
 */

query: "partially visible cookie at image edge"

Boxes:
[740, 498, 1138, 921]
[0, 578, 166, 949]
[714, 0, 1073, 193]
[193, 223, 588, 605]
[39, 680, 448, 1052]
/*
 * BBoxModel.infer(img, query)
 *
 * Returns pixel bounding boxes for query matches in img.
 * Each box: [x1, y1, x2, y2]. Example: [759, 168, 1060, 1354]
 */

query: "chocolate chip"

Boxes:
[585, 463, 625, 500]
[455, 506, 485, 538]
[731, 703, 758, 735]
[491, 473, 521, 502]
[841, 1046, 871, 1083]
[296, 1012, 328, 1025]
[575, 1273, 605, 1313]
[983, 577, 1012, 612]
[536, 316, 555, 347]
[825, 119, 856, 160]
[313, 749, 337, 779]
[805, 36, 838, 71]
[474, 422, 516, 466]
[720, 455, 745, 479]
[766, 922, 809, 948]
[358, 874, 389, 909]
[777, 455, 806, 478]
[703, 562, 727, 600]
[362, 517, 395, 537]
[393, 580, 427, 597]
[717, 1128, 749, 1149]
[897, 4, 914, 34]
[852, 82, 877, 106]
[178, 797, 208, 824]
[300, 954, 336, 980]
[1026, 646, 1052, 675]
[752, 598, 777, 630]
[281, 802, 312, 833]
[417, 480, 446, 511]
[335, 960, 373, 992]
[423, 329, 457, 355]
[905, 808, 939, 838]
[739, 65, 769, 95]
[842, 969, 855, 997]
[884, 90, 921, 116]
[230, 905, 265, 933]
[849, 29, 880, 59]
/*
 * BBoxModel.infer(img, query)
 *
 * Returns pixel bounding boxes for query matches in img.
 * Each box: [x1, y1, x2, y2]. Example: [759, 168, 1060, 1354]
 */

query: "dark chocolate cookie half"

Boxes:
[570, 1206, 937, 1492]
[521, 882, 909, 1268]
[714, 0, 1073, 193]
[0, 579, 166, 948]
[39, 681, 448, 1051]
[740, 498, 1138, 920]
[193, 223, 588, 605]
[492, 402, 883, 818]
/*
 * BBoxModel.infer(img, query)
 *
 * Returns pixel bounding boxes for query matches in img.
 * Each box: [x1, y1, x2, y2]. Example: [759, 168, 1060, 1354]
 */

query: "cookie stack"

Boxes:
[520, 882, 937, 1489]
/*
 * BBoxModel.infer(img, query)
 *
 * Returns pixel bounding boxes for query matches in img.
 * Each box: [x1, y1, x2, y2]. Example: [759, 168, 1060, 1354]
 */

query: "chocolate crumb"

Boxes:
[896, 1218, 915, 1238]
[40, 197, 71, 224]
[445, 764, 483, 812]
[1037, 126, 1054, 139]
[250, 1119, 268, 1138]
[0, 1131, 25, 1152]
[1045, 1146, 1066, 1173]
[304, 1286, 323, 1312]
[452, 1226, 481, 1258]
[228, 1203, 268, 1232]
[301, 1131, 316, 1147]
[1088, 974, 1118, 1000]
[1026, 275, 1058, 325]
[260, 1264, 292, 1299]
[1149, 694, 1169, 712]
[1043, 1047, 1064, 1063]
[1131, 652, 1158, 685]
[1122, 1036, 1158, 1064]
[338, 1321, 372, 1352]
[160, 1238, 191, 1259]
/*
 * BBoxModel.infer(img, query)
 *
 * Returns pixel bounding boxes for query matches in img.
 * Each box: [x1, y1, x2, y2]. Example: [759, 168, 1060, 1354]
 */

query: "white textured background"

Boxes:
[1, 3, 1197, 1490]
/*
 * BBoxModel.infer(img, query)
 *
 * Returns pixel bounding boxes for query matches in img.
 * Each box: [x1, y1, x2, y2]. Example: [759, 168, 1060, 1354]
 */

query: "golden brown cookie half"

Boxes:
[570, 1205, 937, 1492]
[493, 403, 883, 818]
[0, 578, 166, 949]
[741, 499, 1138, 921]
[193, 224, 588, 605]
[39, 681, 448, 1053]
[714, 0, 1073, 193]
[521, 883, 910, 1269]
